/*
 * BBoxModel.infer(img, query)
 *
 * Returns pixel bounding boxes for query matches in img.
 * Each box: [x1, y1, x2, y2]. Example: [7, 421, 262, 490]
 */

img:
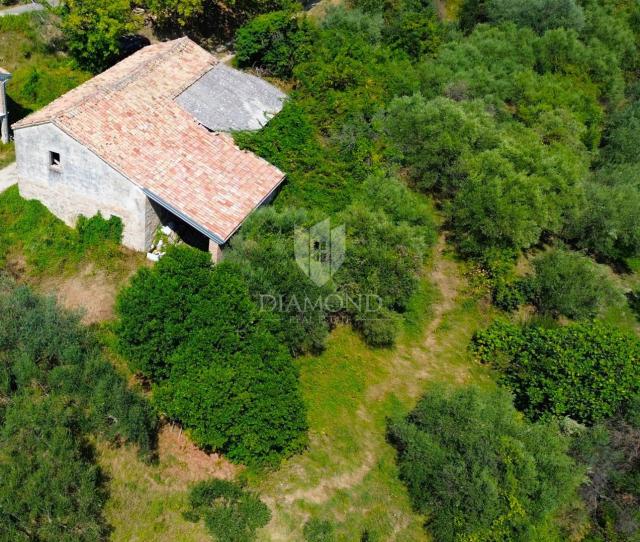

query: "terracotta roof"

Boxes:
[13, 38, 285, 243]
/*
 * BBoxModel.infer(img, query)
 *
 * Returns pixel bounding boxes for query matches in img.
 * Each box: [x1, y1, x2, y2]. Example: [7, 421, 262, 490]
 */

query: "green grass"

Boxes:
[246, 251, 496, 541]
[0, 185, 143, 278]
[0, 12, 89, 124]
[0, 142, 14, 168]
[91, 245, 497, 542]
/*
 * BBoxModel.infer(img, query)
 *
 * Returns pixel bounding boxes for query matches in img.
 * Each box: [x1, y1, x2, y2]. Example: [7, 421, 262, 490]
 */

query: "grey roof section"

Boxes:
[176, 63, 286, 132]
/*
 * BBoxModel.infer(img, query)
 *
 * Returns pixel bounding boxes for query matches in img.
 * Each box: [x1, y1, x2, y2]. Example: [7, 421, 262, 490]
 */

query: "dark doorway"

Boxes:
[151, 201, 210, 252]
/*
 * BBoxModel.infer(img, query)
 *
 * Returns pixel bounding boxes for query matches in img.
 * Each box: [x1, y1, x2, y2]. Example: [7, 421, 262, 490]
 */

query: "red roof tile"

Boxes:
[13, 38, 285, 242]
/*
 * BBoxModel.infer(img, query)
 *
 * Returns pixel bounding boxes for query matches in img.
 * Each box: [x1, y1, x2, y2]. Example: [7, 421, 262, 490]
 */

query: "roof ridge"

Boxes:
[107, 38, 194, 94]
[14, 38, 205, 129]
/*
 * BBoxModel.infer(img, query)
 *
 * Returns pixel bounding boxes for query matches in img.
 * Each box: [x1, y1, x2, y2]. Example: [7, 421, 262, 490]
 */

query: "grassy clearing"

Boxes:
[97, 426, 237, 542]
[247, 241, 497, 541]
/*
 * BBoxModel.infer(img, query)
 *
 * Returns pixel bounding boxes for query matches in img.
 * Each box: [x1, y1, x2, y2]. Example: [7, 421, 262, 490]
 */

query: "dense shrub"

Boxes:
[0, 279, 157, 539]
[486, 0, 585, 34]
[116, 245, 213, 378]
[389, 385, 579, 542]
[569, 172, 640, 261]
[117, 247, 307, 464]
[601, 100, 640, 165]
[185, 479, 271, 542]
[378, 0, 445, 57]
[473, 320, 640, 424]
[226, 207, 331, 355]
[384, 95, 494, 193]
[492, 277, 531, 312]
[526, 248, 619, 319]
[0, 393, 108, 542]
[235, 10, 317, 78]
[225, 180, 437, 349]
[77, 212, 123, 246]
[145, 0, 296, 38]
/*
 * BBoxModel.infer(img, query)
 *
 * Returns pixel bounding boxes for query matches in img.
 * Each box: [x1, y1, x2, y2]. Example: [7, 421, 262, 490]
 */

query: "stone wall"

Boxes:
[14, 123, 161, 251]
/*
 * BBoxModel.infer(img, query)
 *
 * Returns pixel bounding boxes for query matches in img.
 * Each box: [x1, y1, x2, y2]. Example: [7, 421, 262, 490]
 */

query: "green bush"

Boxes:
[568, 172, 640, 261]
[185, 479, 271, 542]
[486, 0, 585, 33]
[117, 247, 307, 464]
[59, 0, 141, 73]
[601, 100, 640, 165]
[384, 95, 494, 193]
[77, 212, 123, 246]
[235, 10, 317, 78]
[0, 392, 109, 542]
[492, 277, 530, 311]
[525, 248, 619, 319]
[116, 245, 214, 378]
[473, 320, 640, 424]
[389, 385, 580, 542]
[226, 207, 331, 355]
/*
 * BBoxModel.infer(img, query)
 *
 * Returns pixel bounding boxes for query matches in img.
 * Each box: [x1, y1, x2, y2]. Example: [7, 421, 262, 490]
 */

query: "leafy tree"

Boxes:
[116, 245, 214, 379]
[145, 0, 296, 37]
[380, 0, 445, 58]
[601, 101, 640, 165]
[0, 279, 157, 539]
[567, 167, 640, 261]
[389, 385, 580, 542]
[226, 207, 331, 355]
[235, 10, 317, 78]
[526, 248, 619, 319]
[473, 321, 640, 424]
[486, 0, 585, 34]
[384, 95, 495, 193]
[184, 479, 270, 542]
[117, 249, 307, 463]
[145, 0, 204, 27]
[0, 393, 108, 542]
[59, 0, 140, 73]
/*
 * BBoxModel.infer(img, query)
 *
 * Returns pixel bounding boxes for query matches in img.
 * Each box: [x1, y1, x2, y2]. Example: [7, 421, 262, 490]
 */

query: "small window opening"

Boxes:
[49, 151, 61, 168]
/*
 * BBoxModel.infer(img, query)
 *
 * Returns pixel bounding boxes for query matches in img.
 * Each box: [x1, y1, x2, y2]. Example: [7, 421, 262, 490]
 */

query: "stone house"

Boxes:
[12, 38, 286, 260]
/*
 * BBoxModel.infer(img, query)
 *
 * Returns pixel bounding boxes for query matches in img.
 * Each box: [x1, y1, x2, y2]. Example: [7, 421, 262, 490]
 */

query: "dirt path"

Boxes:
[268, 235, 466, 509]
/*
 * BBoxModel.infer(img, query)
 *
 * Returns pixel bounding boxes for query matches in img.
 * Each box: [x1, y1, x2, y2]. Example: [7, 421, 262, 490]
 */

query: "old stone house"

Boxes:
[12, 38, 286, 260]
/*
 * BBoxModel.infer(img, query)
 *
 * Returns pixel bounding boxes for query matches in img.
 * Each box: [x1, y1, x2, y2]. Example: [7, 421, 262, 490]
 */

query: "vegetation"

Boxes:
[4, 0, 640, 538]
[0, 13, 89, 123]
[184, 479, 270, 542]
[389, 385, 580, 541]
[473, 320, 640, 424]
[144, 0, 296, 39]
[116, 246, 307, 464]
[526, 248, 619, 319]
[0, 186, 137, 277]
[58, 0, 141, 72]
[235, 9, 317, 78]
[0, 279, 156, 540]
[572, 404, 640, 541]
